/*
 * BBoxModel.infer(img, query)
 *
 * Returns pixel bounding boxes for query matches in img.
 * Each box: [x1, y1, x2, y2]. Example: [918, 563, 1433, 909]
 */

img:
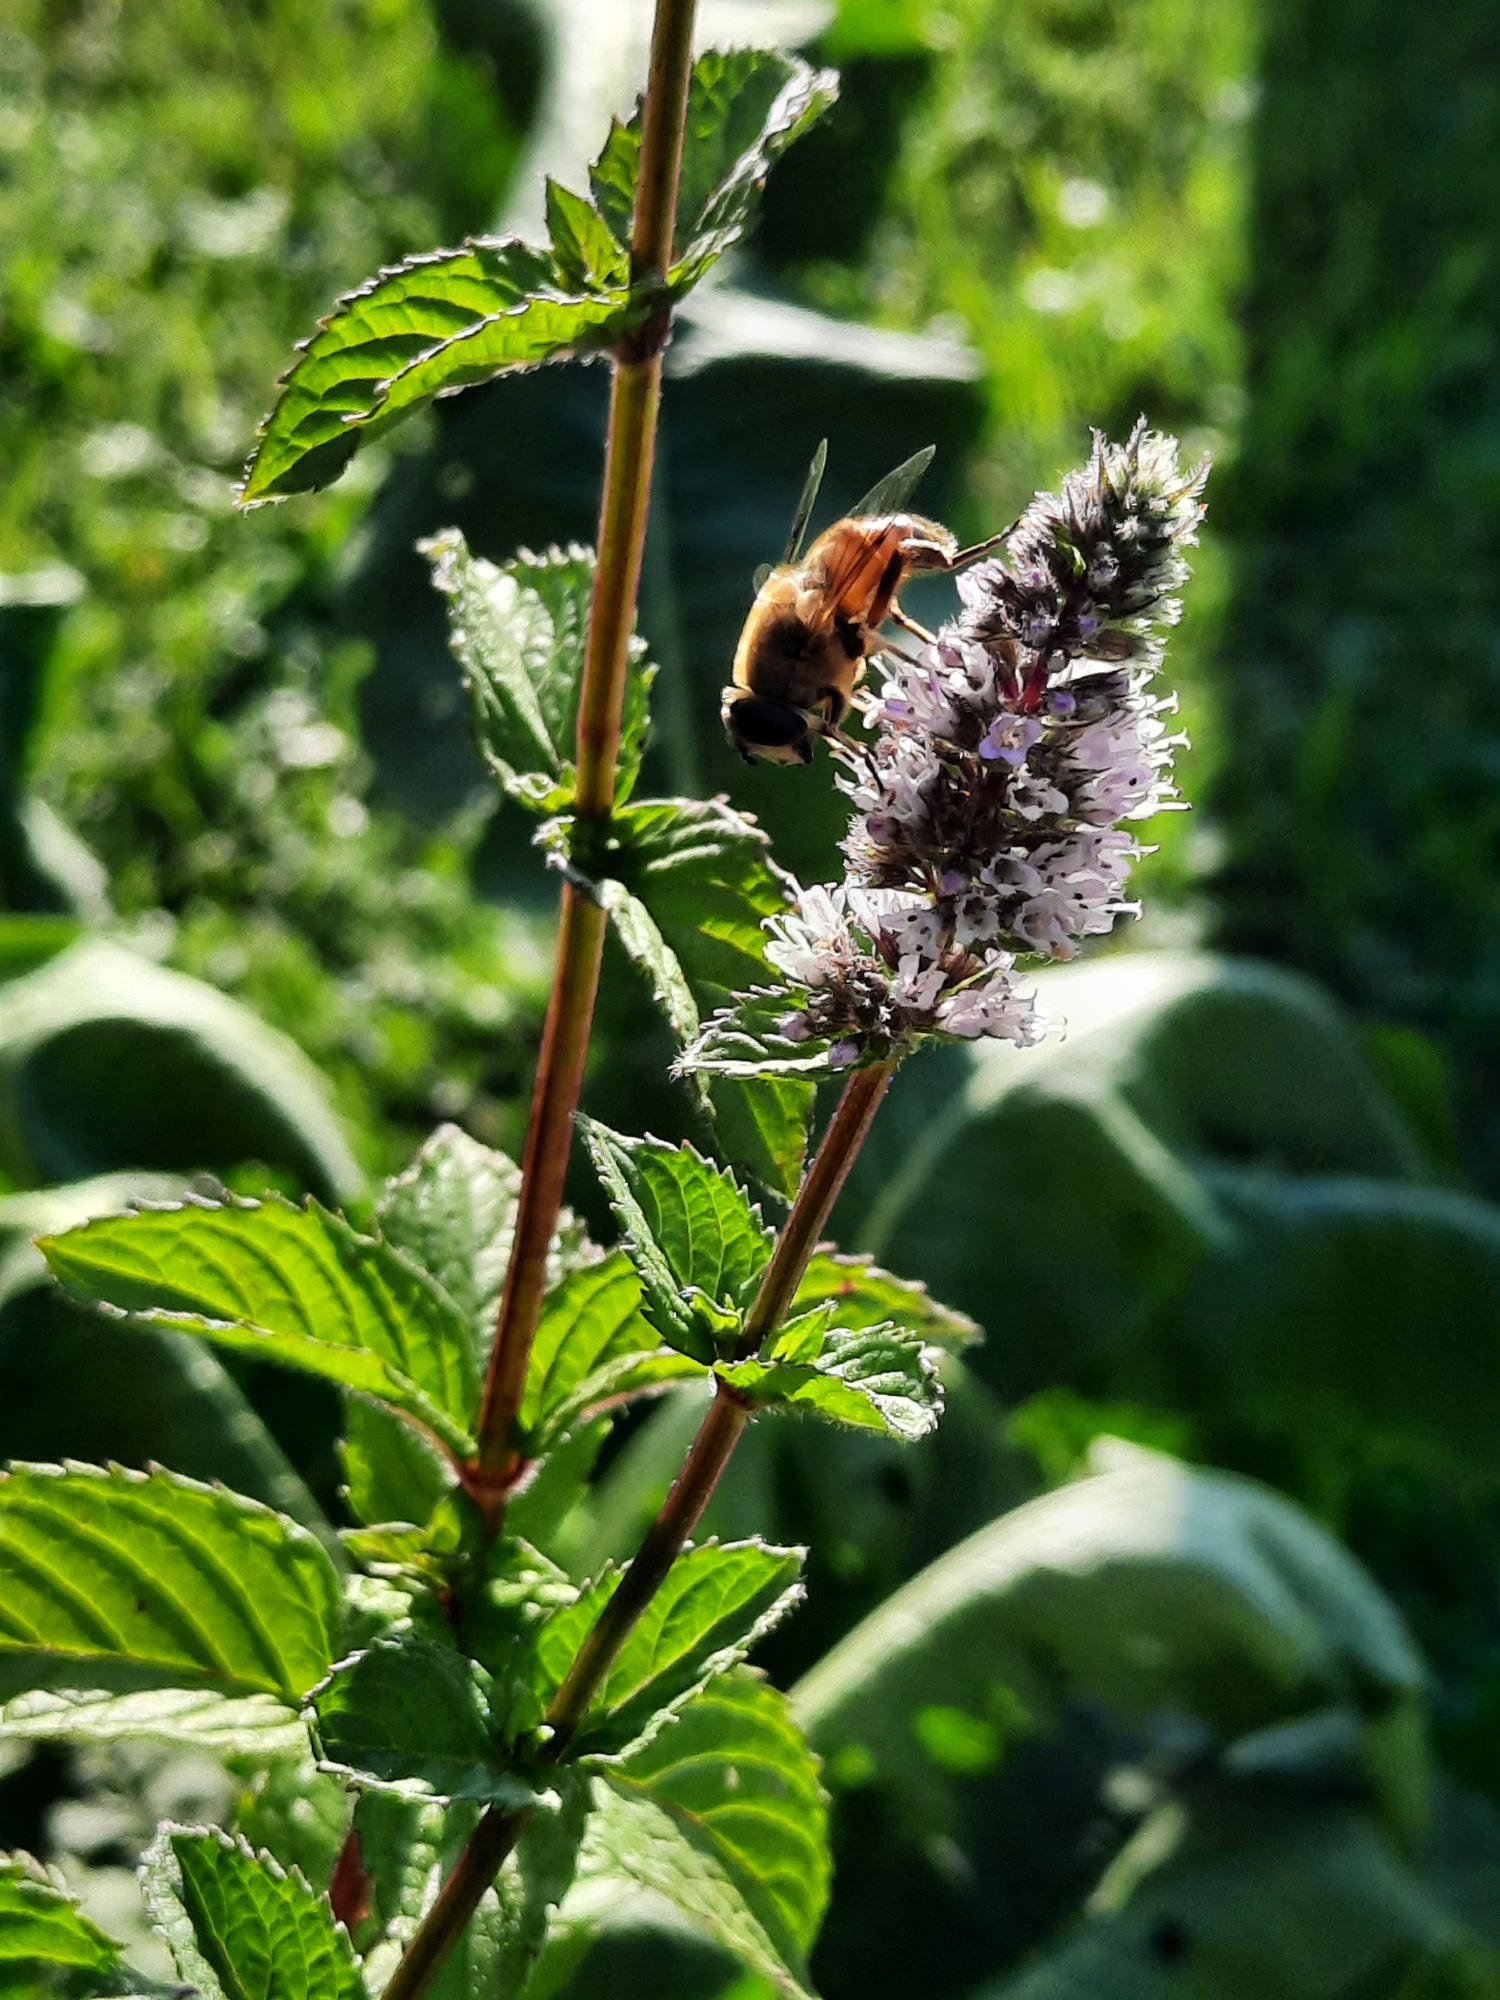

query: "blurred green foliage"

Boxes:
[0, 0, 550, 1174]
[4, 1, 1500, 1998]
[1214, 0, 1500, 1184]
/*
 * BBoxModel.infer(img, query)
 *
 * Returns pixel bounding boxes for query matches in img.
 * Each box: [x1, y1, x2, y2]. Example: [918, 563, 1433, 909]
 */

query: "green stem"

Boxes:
[471, 0, 699, 1500]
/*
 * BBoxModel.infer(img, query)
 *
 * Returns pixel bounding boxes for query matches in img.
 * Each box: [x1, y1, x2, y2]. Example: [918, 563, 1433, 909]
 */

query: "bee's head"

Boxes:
[722, 690, 816, 767]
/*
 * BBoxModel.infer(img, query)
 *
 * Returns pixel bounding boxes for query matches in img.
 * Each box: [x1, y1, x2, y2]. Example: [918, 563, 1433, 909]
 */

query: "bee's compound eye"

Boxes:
[725, 694, 814, 764]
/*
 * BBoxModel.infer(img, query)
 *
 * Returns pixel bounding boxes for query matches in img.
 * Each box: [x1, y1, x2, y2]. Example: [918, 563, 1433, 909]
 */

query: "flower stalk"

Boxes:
[472, 0, 699, 1504]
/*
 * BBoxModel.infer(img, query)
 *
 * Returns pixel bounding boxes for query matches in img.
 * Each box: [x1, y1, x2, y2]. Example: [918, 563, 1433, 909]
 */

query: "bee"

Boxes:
[722, 446, 1005, 767]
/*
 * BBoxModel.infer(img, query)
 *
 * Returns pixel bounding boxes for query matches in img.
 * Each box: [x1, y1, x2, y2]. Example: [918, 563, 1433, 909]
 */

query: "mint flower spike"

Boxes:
[767, 421, 1208, 1064]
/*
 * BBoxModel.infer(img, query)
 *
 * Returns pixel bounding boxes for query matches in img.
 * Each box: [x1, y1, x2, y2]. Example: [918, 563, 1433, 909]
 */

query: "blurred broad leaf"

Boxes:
[521, 1251, 702, 1457]
[309, 1638, 540, 1808]
[581, 1668, 829, 1999]
[795, 1442, 1425, 1827]
[424, 534, 653, 813]
[981, 1790, 1500, 2000]
[0, 1852, 122, 1990]
[0, 1463, 340, 1709]
[0, 1682, 305, 1757]
[40, 1194, 479, 1457]
[0, 940, 358, 1201]
[577, 1120, 770, 1362]
[535, 1540, 805, 1755]
[142, 1825, 362, 2000]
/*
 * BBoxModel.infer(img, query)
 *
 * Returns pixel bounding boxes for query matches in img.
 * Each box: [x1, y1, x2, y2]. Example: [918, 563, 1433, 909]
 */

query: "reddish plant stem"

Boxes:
[383, 1060, 895, 1998]
[470, 0, 698, 1500]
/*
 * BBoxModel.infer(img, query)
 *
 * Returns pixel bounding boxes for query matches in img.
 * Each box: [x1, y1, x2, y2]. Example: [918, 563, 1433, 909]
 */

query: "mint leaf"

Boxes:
[0, 1683, 305, 1756]
[678, 996, 847, 1080]
[355, 1785, 587, 2000]
[0, 1852, 121, 1987]
[142, 1825, 362, 2000]
[339, 1402, 455, 1532]
[39, 1194, 479, 1456]
[545, 178, 629, 291]
[720, 1323, 943, 1441]
[239, 238, 637, 503]
[536, 1541, 804, 1754]
[0, 1463, 340, 1706]
[577, 1121, 771, 1363]
[669, 53, 840, 290]
[607, 797, 813, 1197]
[376, 1123, 522, 1352]
[588, 52, 839, 298]
[585, 1669, 829, 1997]
[521, 1252, 703, 1457]
[793, 1251, 978, 1349]
[423, 533, 653, 814]
[309, 1639, 538, 1808]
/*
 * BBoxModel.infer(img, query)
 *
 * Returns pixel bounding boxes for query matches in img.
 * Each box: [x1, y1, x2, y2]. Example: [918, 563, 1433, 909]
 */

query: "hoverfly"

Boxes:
[722, 444, 1005, 766]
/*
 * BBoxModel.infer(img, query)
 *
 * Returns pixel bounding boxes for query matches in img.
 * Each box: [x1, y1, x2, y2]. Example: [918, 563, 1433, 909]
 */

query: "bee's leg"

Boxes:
[946, 517, 1021, 570]
[887, 599, 936, 644]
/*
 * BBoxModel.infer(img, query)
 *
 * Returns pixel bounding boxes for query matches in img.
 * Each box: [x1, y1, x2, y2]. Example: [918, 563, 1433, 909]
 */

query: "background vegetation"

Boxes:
[3, 0, 1499, 1996]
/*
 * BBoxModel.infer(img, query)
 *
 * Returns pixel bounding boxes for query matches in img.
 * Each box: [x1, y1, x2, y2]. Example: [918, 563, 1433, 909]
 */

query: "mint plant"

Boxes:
[0, 6, 1215, 1998]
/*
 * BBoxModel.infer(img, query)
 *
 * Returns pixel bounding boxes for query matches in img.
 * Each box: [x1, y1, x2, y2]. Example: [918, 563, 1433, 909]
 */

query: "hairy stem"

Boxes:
[384, 1059, 895, 1996]
[472, 0, 699, 1497]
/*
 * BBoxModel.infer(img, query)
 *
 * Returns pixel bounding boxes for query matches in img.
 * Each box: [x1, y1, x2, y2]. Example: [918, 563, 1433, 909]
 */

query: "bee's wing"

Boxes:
[803, 519, 901, 633]
[783, 438, 829, 564]
[851, 444, 935, 519]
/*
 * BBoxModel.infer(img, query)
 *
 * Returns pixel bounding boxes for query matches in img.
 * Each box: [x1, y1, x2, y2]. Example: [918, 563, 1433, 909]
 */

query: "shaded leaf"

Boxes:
[645, 52, 839, 289]
[586, 1669, 829, 1996]
[607, 797, 812, 1197]
[339, 1401, 454, 1532]
[355, 1783, 587, 2000]
[521, 1252, 703, 1456]
[793, 1251, 978, 1348]
[424, 533, 653, 812]
[577, 1120, 770, 1361]
[678, 996, 847, 1080]
[142, 1825, 362, 2000]
[40, 1194, 478, 1456]
[0, 1852, 121, 1986]
[536, 1541, 805, 1754]
[309, 1639, 538, 1808]
[0, 1462, 340, 1706]
[720, 1322, 943, 1441]
[240, 238, 638, 503]
[795, 1442, 1426, 1827]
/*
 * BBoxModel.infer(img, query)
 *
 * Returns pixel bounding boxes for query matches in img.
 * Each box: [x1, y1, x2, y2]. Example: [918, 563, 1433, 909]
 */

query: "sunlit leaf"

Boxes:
[240, 238, 638, 503]
[536, 1541, 804, 1754]
[584, 1670, 829, 1997]
[142, 1825, 362, 2000]
[793, 1251, 978, 1348]
[521, 1252, 703, 1457]
[309, 1639, 539, 1808]
[545, 179, 629, 292]
[577, 1121, 770, 1362]
[376, 1123, 522, 1352]
[39, 1194, 478, 1456]
[720, 1322, 943, 1441]
[0, 1852, 121, 1988]
[0, 1463, 340, 1707]
[0, 1682, 306, 1756]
